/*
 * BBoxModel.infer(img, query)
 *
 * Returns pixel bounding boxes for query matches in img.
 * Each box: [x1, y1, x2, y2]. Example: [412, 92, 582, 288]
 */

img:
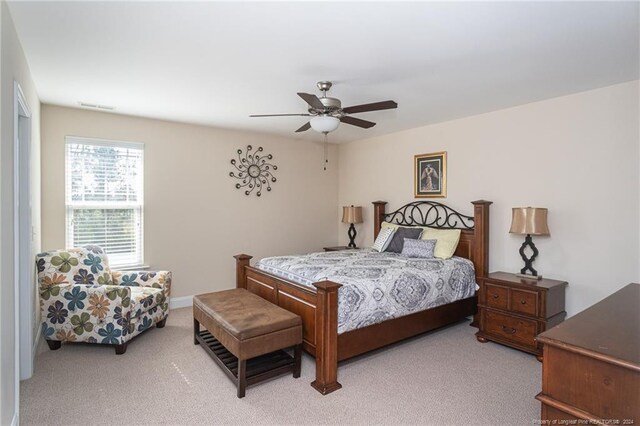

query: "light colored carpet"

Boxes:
[20, 307, 541, 425]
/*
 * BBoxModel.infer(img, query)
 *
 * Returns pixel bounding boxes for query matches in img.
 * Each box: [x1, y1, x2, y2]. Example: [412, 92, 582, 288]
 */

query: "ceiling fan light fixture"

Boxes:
[310, 115, 340, 133]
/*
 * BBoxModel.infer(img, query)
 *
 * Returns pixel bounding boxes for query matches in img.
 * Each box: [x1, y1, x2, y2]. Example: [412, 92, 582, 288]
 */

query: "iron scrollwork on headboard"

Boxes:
[383, 201, 475, 230]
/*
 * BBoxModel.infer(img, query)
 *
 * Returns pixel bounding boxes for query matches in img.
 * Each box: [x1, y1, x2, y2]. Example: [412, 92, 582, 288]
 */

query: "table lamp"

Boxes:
[342, 205, 363, 248]
[509, 207, 550, 279]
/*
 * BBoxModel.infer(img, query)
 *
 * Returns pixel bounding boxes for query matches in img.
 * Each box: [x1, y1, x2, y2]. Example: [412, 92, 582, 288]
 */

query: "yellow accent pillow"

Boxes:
[381, 221, 400, 230]
[420, 228, 461, 259]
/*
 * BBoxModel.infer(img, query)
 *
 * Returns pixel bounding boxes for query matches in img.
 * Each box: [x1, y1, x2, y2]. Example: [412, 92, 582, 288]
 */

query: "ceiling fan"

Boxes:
[250, 81, 398, 134]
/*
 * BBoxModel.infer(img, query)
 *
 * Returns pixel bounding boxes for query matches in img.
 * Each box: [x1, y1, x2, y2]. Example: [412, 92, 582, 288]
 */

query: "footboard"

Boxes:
[234, 254, 342, 394]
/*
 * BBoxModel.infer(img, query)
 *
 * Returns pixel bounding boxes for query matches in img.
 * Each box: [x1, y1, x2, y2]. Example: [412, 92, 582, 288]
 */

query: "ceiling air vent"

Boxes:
[79, 102, 115, 111]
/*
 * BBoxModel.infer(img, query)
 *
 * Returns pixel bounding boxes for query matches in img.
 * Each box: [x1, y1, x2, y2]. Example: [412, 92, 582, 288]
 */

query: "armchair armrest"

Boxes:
[112, 270, 172, 322]
[40, 284, 133, 344]
[112, 270, 172, 297]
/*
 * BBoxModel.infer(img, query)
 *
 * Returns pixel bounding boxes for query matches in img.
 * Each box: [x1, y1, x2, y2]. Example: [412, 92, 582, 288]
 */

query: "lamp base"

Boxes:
[516, 273, 543, 281]
[347, 223, 357, 249]
[518, 234, 540, 277]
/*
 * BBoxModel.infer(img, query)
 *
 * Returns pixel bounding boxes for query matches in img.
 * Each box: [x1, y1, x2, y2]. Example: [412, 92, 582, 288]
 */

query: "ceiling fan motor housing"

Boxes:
[310, 97, 342, 114]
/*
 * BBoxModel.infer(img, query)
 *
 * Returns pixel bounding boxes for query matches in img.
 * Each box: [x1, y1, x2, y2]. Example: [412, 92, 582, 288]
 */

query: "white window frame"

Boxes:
[65, 136, 145, 269]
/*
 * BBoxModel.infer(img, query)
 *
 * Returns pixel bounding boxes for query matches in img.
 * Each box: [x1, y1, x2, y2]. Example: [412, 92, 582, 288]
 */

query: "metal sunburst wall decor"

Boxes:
[229, 145, 278, 196]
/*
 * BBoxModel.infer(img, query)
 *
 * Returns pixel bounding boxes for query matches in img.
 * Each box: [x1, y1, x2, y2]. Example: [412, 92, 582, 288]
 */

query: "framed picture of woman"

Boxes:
[414, 151, 447, 198]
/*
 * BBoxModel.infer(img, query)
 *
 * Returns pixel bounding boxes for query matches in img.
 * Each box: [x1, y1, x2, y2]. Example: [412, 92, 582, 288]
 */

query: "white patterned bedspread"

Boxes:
[255, 249, 477, 334]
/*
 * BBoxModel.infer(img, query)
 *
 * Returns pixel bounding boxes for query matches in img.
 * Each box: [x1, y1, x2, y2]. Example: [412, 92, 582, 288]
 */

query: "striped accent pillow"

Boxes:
[372, 227, 396, 252]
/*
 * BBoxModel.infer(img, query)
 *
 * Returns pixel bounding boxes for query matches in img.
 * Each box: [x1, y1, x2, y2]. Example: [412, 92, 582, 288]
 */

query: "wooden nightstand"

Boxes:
[476, 271, 567, 360]
[323, 246, 350, 252]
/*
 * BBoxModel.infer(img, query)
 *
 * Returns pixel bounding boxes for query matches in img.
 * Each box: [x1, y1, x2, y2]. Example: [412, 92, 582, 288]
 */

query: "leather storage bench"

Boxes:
[193, 288, 302, 398]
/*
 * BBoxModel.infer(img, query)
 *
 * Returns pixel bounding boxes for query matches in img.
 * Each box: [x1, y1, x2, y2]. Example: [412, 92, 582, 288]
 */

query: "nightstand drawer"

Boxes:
[485, 283, 508, 310]
[484, 310, 537, 348]
[510, 289, 538, 316]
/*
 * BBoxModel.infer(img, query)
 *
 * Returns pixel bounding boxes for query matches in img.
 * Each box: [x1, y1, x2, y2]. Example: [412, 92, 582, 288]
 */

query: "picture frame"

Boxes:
[414, 151, 447, 198]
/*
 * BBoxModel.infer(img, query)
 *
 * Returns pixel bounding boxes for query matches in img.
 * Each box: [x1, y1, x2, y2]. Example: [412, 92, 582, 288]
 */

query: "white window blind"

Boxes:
[65, 137, 144, 268]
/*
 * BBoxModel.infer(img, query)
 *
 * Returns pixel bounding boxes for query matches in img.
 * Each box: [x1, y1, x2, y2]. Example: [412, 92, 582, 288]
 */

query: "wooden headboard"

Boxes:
[372, 200, 492, 279]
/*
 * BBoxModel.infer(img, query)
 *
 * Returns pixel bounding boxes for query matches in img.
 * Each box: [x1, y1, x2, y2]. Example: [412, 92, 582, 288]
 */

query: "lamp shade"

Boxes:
[509, 207, 550, 236]
[310, 115, 340, 133]
[342, 206, 363, 224]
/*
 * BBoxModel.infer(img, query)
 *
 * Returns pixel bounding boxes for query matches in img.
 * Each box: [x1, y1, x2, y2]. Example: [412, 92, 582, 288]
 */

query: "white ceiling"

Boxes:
[9, 1, 640, 144]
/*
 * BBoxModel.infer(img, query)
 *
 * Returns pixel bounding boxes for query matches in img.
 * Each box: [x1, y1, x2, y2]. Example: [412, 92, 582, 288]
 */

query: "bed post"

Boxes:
[372, 201, 387, 239]
[470, 201, 491, 279]
[234, 254, 252, 289]
[311, 280, 343, 395]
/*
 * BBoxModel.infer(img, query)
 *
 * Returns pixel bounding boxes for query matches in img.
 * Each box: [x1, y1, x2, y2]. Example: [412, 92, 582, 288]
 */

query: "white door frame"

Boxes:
[14, 81, 33, 403]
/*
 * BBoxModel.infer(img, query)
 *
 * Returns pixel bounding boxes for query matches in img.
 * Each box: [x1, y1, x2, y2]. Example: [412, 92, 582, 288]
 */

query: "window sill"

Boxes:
[111, 264, 150, 271]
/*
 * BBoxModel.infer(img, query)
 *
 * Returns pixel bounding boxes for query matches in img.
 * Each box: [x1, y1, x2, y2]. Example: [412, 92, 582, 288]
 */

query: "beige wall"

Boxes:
[338, 80, 640, 317]
[41, 105, 339, 298]
[39, 79, 639, 322]
[0, 1, 42, 423]
[41, 81, 640, 319]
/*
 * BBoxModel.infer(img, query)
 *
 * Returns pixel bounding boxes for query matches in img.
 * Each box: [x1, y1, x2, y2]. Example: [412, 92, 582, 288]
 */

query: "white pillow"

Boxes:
[372, 228, 396, 252]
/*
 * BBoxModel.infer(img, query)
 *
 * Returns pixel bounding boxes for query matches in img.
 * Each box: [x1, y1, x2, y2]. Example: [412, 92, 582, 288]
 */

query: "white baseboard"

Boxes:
[169, 295, 193, 310]
[11, 412, 19, 426]
[31, 327, 41, 374]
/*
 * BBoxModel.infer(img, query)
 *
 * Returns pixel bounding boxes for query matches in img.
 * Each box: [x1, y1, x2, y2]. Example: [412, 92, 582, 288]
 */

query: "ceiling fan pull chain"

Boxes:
[323, 132, 328, 171]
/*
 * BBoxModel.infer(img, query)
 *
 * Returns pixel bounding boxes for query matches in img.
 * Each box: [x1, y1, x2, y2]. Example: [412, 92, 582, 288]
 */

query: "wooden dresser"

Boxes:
[476, 272, 567, 359]
[536, 283, 640, 424]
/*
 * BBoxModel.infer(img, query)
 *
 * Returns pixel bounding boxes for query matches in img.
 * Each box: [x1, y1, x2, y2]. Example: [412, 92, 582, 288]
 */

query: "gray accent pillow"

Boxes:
[401, 238, 437, 258]
[384, 227, 423, 253]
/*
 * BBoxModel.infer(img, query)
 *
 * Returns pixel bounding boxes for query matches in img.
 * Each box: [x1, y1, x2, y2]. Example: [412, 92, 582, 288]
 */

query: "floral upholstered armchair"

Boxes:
[36, 246, 171, 354]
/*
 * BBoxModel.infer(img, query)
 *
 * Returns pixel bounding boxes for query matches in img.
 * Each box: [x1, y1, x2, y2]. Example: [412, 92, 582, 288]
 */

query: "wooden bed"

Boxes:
[234, 199, 491, 394]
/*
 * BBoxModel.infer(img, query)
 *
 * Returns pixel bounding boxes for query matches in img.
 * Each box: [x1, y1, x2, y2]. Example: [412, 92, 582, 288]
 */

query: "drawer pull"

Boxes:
[520, 299, 527, 304]
[501, 325, 516, 334]
[492, 294, 499, 299]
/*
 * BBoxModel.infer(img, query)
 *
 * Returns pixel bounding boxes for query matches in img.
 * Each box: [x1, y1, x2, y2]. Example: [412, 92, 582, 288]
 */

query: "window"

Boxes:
[65, 137, 144, 268]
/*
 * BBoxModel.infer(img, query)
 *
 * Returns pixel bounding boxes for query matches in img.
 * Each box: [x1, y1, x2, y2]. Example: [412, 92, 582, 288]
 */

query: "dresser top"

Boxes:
[487, 271, 568, 290]
[537, 283, 640, 369]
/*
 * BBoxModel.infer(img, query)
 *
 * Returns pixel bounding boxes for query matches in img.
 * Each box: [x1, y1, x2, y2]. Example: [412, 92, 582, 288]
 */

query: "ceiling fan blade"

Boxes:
[295, 122, 311, 133]
[250, 113, 310, 117]
[340, 116, 376, 129]
[342, 100, 398, 114]
[297, 92, 325, 110]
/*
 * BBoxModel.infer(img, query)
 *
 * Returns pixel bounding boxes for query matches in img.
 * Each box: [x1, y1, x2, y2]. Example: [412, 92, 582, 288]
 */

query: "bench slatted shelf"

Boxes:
[196, 330, 297, 386]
